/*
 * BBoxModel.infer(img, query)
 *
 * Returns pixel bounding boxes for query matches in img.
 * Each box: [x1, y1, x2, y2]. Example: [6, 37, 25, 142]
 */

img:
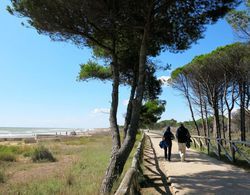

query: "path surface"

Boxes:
[145, 132, 250, 195]
[140, 133, 171, 195]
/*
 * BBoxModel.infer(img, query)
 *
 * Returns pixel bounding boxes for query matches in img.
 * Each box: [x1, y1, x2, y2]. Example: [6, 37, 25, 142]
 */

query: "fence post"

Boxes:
[217, 138, 221, 159]
[231, 142, 236, 163]
[199, 138, 202, 151]
[207, 137, 210, 155]
[115, 133, 145, 195]
[193, 138, 197, 148]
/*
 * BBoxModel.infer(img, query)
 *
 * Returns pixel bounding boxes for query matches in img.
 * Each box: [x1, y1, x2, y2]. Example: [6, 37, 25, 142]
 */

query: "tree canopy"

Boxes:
[8, 0, 241, 193]
[227, 0, 250, 40]
[171, 42, 250, 145]
[78, 61, 112, 82]
[140, 100, 166, 128]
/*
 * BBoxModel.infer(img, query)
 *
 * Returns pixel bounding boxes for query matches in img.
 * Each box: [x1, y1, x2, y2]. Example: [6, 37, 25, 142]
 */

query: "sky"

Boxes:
[0, 1, 240, 128]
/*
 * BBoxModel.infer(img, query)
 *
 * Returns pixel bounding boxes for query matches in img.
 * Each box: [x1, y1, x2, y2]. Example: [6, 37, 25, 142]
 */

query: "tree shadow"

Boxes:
[140, 135, 171, 194]
[147, 132, 250, 194]
[169, 169, 250, 194]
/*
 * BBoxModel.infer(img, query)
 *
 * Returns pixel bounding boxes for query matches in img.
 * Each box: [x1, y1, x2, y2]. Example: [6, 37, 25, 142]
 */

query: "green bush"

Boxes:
[0, 144, 33, 161]
[23, 150, 34, 157]
[31, 145, 56, 162]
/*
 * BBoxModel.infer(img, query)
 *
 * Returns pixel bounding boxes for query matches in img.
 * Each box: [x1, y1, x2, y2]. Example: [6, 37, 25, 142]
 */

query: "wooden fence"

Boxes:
[191, 135, 250, 165]
[115, 133, 145, 195]
[145, 130, 250, 165]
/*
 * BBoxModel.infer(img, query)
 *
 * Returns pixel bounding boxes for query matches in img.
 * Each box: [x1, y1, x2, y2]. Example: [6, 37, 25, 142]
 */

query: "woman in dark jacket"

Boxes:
[163, 126, 174, 161]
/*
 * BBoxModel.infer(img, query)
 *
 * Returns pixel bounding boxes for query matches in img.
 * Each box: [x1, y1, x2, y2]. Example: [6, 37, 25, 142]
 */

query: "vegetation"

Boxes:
[0, 144, 33, 162]
[78, 61, 112, 82]
[0, 133, 142, 194]
[170, 42, 250, 163]
[227, 0, 250, 40]
[152, 119, 178, 129]
[31, 145, 56, 162]
[170, 43, 250, 141]
[0, 153, 16, 162]
[0, 169, 5, 183]
[140, 100, 166, 129]
[8, 0, 240, 193]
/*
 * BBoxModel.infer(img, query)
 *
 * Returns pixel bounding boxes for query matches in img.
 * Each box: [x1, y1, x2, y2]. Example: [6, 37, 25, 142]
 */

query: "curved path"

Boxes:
[145, 132, 250, 195]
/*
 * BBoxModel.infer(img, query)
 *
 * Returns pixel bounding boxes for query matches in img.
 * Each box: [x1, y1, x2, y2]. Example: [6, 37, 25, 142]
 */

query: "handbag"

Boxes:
[159, 140, 169, 149]
[186, 138, 192, 148]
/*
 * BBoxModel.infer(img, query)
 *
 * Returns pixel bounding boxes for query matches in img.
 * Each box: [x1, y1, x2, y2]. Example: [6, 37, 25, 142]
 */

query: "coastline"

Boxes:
[0, 127, 110, 142]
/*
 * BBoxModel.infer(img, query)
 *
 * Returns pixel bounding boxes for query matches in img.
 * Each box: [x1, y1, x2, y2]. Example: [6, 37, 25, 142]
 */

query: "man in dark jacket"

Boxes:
[163, 126, 174, 161]
[176, 124, 190, 162]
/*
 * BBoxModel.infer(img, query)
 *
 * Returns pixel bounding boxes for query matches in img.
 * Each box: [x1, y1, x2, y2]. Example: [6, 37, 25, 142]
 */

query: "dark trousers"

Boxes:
[164, 143, 172, 161]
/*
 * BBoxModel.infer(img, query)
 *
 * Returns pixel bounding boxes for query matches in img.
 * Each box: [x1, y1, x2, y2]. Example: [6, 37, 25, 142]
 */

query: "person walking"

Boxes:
[176, 124, 190, 162]
[163, 126, 174, 161]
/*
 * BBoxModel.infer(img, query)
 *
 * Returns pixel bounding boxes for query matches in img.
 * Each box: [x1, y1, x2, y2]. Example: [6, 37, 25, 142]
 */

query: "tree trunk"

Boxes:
[246, 85, 250, 111]
[109, 56, 121, 153]
[186, 93, 200, 136]
[225, 94, 233, 142]
[228, 111, 232, 141]
[220, 95, 226, 141]
[198, 85, 207, 137]
[123, 73, 137, 140]
[204, 100, 210, 154]
[214, 104, 221, 139]
[204, 99, 209, 137]
[201, 104, 206, 137]
[212, 99, 221, 158]
[99, 135, 136, 195]
[240, 82, 246, 141]
[100, 17, 150, 194]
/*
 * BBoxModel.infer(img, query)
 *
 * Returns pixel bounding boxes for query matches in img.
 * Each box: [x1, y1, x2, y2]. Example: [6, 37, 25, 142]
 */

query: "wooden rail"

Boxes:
[146, 130, 250, 165]
[191, 135, 250, 165]
[115, 133, 145, 195]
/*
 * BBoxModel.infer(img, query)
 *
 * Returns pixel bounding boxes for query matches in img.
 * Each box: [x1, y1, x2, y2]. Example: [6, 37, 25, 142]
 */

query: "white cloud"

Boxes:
[92, 108, 110, 114]
[158, 76, 171, 86]
[122, 99, 129, 106]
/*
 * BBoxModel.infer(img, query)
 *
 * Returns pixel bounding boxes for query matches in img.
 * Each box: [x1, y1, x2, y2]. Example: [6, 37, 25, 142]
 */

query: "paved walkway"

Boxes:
[144, 132, 250, 195]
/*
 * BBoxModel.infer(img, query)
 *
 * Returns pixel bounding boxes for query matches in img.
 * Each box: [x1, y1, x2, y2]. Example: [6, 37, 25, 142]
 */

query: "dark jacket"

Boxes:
[163, 127, 174, 144]
[176, 125, 190, 143]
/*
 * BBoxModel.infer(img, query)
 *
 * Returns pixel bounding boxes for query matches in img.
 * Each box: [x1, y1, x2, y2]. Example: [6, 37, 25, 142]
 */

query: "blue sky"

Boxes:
[0, 1, 239, 128]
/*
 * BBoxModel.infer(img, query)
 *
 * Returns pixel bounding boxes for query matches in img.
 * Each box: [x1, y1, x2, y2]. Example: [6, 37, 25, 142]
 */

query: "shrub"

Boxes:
[0, 153, 16, 162]
[23, 150, 33, 157]
[31, 146, 56, 162]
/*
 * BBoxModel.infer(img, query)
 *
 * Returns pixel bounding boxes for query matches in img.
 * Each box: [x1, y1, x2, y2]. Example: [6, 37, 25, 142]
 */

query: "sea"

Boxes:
[0, 127, 90, 138]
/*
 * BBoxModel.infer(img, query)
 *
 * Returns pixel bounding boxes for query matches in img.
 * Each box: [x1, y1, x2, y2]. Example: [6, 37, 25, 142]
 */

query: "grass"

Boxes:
[0, 132, 143, 195]
[31, 145, 56, 162]
[0, 153, 16, 162]
[0, 145, 33, 162]
[0, 169, 5, 183]
[1, 135, 112, 195]
[0, 145, 32, 154]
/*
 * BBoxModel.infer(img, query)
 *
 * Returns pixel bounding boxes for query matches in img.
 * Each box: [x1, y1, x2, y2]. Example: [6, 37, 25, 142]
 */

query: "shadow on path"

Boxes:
[148, 132, 250, 195]
[140, 135, 171, 195]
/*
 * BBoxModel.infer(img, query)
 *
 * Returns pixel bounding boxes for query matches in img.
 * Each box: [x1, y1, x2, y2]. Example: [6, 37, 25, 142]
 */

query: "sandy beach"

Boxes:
[0, 127, 111, 143]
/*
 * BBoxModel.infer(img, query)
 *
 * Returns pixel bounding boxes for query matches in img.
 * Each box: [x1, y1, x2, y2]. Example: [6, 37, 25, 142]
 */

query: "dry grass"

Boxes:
[0, 132, 142, 194]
